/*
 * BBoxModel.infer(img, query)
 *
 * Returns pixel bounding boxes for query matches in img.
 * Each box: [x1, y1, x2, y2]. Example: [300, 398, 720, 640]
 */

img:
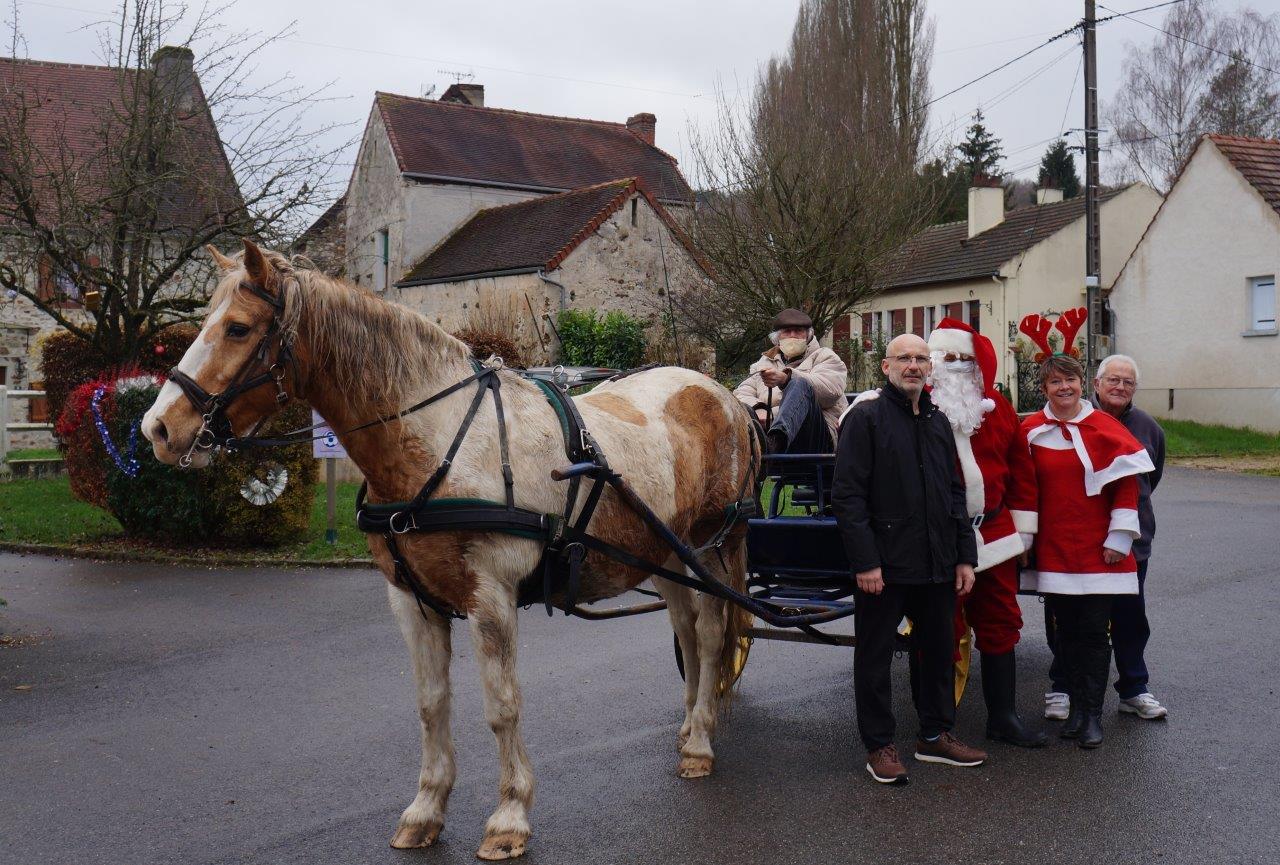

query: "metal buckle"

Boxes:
[971, 513, 985, 528]
[579, 430, 594, 455]
[389, 511, 418, 535]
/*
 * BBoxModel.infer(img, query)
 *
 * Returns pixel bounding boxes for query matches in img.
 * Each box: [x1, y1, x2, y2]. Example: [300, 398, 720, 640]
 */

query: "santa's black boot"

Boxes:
[982, 651, 1048, 748]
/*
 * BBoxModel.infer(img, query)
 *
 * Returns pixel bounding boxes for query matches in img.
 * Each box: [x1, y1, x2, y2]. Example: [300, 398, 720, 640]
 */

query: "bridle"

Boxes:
[168, 279, 295, 467]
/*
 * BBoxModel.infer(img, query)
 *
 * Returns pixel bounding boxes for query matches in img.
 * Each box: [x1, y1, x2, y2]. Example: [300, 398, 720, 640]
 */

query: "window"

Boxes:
[890, 308, 906, 336]
[37, 256, 85, 308]
[911, 306, 924, 337]
[968, 299, 982, 333]
[372, 229, 389, 292]
[1249, 275, 1276, 332]
[630, 198, 638, 227]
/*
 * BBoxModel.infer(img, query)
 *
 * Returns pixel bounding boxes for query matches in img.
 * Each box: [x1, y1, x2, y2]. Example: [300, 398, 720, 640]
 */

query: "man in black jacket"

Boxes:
[832, 333, 986, 785]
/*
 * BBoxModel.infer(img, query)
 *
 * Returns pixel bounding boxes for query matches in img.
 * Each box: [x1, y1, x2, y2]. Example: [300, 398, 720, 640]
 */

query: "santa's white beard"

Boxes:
[928, 358, 994, 435]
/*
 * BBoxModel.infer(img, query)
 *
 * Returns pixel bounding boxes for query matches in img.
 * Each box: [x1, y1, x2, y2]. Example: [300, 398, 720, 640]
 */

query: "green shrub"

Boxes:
[105, 383, 208, 542]
[209, 400, 318, 547]
[556, 308, 646, 369]
[556, 308, 597, 366]
[596, 311, 646, 370]
[102, 381, 316, 547]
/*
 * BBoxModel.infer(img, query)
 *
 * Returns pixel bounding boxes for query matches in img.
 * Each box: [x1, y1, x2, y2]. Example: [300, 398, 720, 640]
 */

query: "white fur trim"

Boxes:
[1104, 531, 1134, 556]
[1086, 450, 1156, 497]
[975, 528, 1028, 572]
[953, 430, 985, 517]
[838, 388, 879, 428]
[1026, 404, 1155, 496]
[1011, 509, 1038, 533]
[928, 328, 974, 356]
[1020, 570, 1139, 595]
[981, 397, 996, 413]
[1108, 507, 1140, 536]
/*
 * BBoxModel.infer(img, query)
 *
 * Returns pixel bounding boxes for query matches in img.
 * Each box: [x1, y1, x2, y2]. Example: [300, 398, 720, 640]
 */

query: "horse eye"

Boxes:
[225, 322, 251, 338]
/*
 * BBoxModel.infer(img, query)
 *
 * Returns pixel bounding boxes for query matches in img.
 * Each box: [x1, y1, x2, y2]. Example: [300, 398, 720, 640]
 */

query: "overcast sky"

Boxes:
[9, 0, 1280, 201]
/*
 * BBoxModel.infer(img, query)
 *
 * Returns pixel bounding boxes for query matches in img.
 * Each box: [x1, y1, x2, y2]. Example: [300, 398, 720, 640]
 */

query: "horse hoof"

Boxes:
[390, 821, 441, 849]
[476, 831, 528, 860]
[678, 756, 713, 779]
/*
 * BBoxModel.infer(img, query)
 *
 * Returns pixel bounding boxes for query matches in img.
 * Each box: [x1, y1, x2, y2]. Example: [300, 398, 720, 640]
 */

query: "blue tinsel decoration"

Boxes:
[91, 385, 142, 478]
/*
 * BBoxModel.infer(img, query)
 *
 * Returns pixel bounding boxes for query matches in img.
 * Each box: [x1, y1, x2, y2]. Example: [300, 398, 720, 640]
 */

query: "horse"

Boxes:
[140, 239, 757, 860]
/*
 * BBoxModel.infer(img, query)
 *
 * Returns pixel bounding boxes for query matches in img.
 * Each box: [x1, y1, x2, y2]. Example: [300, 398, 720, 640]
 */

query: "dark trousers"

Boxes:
[1045, 560, 1151, 698]
[770, 375, 832, 453]
[1044, 593, 1113, 714]
[855, 580, 956, 750]
[1111, 559, 1151, 698]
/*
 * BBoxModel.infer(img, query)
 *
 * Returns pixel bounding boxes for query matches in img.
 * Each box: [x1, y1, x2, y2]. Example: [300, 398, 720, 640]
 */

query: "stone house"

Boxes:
[333, 83, 703, 363]
[0, 48, 236, 442]
[1110, 134, 1280, 431]
[836, 178, 1162, 406]
[394, 177, 710, 363]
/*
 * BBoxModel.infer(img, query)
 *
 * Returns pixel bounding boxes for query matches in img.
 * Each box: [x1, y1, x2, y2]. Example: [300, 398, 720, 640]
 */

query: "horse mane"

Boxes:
[211, 249, 471, 416]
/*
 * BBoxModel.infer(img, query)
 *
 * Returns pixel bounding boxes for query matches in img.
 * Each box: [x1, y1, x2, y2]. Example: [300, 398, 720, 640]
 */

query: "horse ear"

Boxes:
[242, 238, 274, 286]
[206, 244, 235, 271]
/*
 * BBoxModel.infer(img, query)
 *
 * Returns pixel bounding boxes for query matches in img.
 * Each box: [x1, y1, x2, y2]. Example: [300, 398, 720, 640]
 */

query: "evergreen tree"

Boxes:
[1038, 139, 1082, 198]
[955, 109, 1004, 179]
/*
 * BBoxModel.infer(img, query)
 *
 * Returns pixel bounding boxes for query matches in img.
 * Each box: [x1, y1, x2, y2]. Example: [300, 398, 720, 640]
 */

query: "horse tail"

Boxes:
[714, 530, 754, 710]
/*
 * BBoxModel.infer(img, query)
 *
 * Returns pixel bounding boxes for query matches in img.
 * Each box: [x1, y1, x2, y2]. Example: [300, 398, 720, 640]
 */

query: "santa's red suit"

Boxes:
[1019, 402, 1153, 594]
[926, 319, 1038, 656]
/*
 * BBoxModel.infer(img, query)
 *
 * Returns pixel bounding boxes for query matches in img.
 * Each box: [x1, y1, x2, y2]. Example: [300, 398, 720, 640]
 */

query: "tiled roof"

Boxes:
[375, 92, 693, 203]
[1207, 134, 1280, 217]
[398, 178, 708, 287]
[0, 56, 239, 229]
[881, 187, 1126, 289]
[295, 196, 345, 248]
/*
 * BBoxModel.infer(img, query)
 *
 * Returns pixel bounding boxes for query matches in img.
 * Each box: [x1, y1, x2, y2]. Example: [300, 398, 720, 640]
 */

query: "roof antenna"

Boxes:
[420, 84, 437, 99]
[437, 68, 475, 84]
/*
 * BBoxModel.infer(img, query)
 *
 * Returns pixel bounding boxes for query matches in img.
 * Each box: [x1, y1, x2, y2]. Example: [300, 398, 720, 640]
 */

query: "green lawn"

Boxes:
[2, 448, 61, 461]
[0, 476, 372, 561]
[1161, 419, 1280, 457]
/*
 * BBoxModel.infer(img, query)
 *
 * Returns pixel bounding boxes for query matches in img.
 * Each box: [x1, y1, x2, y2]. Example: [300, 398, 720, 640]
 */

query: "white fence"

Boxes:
[0, 386, 53, 461]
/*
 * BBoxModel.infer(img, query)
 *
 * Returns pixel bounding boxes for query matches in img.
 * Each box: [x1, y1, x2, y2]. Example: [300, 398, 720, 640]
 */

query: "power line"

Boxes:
[1099, 1, 1280, 77]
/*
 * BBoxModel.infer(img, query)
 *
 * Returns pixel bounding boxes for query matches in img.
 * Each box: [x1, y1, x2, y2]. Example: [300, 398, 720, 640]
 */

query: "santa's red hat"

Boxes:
[928, 317, 997, 393]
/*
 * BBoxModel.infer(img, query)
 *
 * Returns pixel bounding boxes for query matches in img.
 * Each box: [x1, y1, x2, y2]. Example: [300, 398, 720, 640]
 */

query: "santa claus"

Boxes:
[924, 318, 1046, 748]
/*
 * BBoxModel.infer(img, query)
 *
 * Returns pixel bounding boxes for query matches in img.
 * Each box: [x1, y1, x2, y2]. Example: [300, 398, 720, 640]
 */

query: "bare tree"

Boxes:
[1107, 0, 1280, 191]
[680, 0, 934, 373]
[0, 0, 346, 365]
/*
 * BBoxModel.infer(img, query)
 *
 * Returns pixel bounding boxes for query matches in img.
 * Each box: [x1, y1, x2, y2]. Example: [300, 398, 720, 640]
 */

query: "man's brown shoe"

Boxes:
[865, 744, 909, 784]
[913, 732, 987, 767]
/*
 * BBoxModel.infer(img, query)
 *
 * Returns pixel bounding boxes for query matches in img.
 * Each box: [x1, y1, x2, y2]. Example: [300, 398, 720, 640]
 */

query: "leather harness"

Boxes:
[169, 278, 855, 633]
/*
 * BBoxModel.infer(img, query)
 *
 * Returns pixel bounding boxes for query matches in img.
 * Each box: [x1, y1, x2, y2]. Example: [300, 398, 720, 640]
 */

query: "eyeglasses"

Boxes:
[890, 354, 932, 366]
[1100, 375, 1136, 389]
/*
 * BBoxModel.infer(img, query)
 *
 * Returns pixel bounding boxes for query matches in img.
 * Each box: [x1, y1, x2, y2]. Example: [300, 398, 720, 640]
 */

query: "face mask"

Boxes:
[944, 360, 976, 375]
[779, 337, 808, 359]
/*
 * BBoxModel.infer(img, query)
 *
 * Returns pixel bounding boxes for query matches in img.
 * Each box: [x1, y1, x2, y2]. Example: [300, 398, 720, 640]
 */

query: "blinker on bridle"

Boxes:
[168, 279, 294, 467]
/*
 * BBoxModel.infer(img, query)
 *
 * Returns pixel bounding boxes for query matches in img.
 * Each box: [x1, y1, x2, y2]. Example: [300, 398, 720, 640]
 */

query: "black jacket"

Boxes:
[831, 381, 978, 584]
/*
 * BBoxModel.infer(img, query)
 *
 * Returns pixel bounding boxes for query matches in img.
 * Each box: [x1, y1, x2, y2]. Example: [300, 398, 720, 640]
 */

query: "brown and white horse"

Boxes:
[140, 240, 755, 860]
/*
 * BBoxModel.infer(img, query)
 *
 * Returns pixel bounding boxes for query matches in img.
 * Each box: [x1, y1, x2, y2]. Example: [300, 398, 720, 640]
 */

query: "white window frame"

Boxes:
[1247, 275, 1276, 335]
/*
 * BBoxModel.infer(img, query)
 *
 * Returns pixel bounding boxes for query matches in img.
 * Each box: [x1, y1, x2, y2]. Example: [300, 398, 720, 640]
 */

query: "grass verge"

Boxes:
[1162, 419, 1280, 457]
[0, 476, 372, 563]
[2, 448, 61, 462]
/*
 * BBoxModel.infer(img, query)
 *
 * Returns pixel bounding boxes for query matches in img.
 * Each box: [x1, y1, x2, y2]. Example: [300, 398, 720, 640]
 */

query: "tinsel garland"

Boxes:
[90, 385, 142, 478]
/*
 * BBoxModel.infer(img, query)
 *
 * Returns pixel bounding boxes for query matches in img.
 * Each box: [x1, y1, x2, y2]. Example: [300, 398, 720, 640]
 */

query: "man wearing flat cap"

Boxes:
[733, 308, 849, 453]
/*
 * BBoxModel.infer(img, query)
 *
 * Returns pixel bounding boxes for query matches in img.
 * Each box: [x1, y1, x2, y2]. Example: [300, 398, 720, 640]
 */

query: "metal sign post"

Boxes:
[312, 410, 349, 545]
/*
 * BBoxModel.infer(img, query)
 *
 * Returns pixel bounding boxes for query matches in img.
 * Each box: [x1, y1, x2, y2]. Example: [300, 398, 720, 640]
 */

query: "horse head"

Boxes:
[141, 239, 300, 468]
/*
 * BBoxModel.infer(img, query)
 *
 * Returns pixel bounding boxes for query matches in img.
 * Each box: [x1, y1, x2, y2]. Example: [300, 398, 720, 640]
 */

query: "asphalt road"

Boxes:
[2, 466, 1278, 865]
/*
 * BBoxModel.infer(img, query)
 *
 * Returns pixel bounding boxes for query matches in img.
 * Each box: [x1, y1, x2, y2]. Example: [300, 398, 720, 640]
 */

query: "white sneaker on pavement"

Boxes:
[1120, 692, 1168, 719]
[1044, 691, 1070, 721]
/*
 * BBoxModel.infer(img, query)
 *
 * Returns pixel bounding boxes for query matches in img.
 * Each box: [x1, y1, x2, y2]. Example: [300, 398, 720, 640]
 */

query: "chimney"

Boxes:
[151, 45, 196, 115]
[440, 83, 484, 107]
[626, 112, 656, 146]
[1036, 185, 1064, 205]
[967, 173, 1004, 238]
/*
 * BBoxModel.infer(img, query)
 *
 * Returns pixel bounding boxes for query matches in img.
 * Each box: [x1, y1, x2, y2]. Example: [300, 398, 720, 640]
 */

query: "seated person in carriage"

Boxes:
[733, 307, 849, 454]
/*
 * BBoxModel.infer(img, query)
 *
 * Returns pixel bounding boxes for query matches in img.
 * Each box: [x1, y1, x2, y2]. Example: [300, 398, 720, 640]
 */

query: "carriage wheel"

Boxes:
[673, 632, 753, 695]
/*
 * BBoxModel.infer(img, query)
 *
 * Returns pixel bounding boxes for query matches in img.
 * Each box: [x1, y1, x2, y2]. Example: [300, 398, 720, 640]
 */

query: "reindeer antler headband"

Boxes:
[1018, 307, 1087, 363]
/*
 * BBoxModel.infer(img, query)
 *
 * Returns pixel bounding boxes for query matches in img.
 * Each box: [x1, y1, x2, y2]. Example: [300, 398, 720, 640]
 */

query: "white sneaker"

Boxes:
[1120, 692, 1168, 720]
[1044, 691, 1070, 720]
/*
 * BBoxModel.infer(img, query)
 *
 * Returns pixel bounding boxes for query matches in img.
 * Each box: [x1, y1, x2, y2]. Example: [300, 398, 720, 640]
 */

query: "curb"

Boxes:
[0, 541, 376, 569]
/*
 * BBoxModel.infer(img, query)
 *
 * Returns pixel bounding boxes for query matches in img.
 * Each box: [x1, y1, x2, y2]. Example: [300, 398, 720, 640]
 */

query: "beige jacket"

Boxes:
[733, 337, 849, 443]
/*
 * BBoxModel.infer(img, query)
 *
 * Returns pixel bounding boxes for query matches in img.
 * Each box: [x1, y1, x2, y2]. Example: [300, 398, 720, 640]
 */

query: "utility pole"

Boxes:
[1083, 0, 1102, 374]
